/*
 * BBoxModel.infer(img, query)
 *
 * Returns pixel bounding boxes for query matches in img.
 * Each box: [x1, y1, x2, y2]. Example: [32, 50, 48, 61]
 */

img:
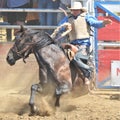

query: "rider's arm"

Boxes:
[51, 16, 70, 39]
[85, 14, 104, 28]
[58, 16, 69, 26]
[58, 16, 69, 32]
[85, 14, 112, 28]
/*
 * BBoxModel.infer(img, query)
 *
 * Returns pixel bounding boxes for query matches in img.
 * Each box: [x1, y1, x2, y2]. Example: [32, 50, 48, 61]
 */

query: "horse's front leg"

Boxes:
[29, 67, 47, 115]
[29, 83, 42, 115]
[29, 84, 42, 115]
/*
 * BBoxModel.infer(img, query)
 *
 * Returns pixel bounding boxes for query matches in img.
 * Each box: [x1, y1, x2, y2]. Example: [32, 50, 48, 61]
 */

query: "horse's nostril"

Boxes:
[6, 56, 15, 65]
[9, 60, 15, 65]
[6, 56, 9, 63]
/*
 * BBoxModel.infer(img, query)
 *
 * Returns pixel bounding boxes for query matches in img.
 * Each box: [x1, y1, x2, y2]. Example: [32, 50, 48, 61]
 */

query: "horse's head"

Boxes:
[6, 26, 54, 65]
[6, 26, 35, 65]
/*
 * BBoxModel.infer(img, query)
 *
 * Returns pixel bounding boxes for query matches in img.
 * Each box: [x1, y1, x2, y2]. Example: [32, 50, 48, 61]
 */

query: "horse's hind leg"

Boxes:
[29, 83, 42, 115]
[55, 83, 72, 107]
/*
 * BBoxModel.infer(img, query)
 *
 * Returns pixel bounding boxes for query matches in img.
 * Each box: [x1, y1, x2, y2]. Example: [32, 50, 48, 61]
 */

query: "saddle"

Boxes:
[61, 43, 79, 61]
[61, 43, 92, 71]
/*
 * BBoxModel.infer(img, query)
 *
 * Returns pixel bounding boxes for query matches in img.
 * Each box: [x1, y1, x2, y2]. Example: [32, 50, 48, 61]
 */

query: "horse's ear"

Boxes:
[20, 25, 25, 32]
[14, 25, 25, 36]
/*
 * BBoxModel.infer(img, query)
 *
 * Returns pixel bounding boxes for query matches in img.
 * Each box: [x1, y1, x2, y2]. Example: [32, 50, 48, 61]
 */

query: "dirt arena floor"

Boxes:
[0, 43, 120, 120]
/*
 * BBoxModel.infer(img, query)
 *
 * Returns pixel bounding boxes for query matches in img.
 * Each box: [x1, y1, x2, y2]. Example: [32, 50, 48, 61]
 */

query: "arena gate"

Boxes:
[94, 1, 120, 88]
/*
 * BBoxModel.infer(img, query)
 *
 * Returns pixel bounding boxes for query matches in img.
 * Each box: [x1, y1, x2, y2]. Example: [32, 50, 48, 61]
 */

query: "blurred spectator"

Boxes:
[26, 0, 40, 25]
[6, 0, 32, 41]
[6, 0, 31, 25]
[0, 0, 11, 41]
[38, 0, 59, 34]
[0, 0, 7, 17]
[53, 0, 60, 26]
[53, 0, 71, 43]
[0, 0, 8, 22]
[57, 0, 71, 24]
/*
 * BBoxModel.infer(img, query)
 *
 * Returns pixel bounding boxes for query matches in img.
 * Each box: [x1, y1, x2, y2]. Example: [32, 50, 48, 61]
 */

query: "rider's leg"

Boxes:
[80, 68, 91, 85]
[73, 45, 92, 85]
[74, 49, 91, 70]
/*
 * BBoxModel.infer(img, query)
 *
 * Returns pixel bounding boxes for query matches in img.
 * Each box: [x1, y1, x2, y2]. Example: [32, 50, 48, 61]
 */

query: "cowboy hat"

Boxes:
[70, 2, 87, 12]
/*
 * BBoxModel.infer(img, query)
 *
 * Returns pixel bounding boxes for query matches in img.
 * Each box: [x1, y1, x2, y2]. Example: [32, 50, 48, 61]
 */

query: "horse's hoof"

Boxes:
[55, 101, 60, 107]
[30, 105, 40, 115]
[29, 112, 35, 116]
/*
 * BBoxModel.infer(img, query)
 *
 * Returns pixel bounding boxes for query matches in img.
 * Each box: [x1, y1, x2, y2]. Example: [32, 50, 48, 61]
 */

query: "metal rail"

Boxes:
[0, 25, 57, 29]
[0, 8, 69, 29]
[0, 8, 69, 13]
[98, 42, 120, 47]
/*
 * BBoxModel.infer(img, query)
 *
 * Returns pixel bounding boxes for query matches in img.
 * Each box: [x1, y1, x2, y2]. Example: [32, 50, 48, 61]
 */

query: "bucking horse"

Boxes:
[6, 26, 95, 116]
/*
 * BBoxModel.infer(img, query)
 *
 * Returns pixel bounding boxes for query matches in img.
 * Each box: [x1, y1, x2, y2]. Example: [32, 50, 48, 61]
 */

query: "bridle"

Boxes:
[11, 38, 35, 63]
[10, 31, 54, 63]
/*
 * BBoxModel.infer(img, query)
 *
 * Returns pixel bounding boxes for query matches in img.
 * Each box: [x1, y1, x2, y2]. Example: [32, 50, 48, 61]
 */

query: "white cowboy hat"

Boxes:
[70, 2, 87, 12]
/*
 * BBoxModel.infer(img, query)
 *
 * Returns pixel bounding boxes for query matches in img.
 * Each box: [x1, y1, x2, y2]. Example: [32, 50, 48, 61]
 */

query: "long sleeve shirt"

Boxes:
[58, 14, 105, 46]
[59, 14, 104, 28]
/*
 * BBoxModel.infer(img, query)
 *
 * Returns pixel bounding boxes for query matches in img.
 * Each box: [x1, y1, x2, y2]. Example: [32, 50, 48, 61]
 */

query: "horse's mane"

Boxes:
[25, 29, 55, 50]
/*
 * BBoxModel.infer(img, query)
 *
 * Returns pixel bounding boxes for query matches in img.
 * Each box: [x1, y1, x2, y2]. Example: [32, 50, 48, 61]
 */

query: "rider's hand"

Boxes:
[103, 19, 112, 26]
[61, 23, 72, 37]
[66, 23, 72, 31]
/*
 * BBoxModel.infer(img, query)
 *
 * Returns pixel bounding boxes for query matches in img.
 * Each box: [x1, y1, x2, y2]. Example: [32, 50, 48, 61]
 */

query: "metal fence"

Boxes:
[0, 8, 67, 42]
[0, 7, 119, 47]
[0, 0, 95, 42]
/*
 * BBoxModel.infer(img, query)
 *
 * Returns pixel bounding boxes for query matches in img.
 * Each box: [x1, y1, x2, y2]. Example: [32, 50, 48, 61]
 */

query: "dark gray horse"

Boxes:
[6, 26, 86, 115]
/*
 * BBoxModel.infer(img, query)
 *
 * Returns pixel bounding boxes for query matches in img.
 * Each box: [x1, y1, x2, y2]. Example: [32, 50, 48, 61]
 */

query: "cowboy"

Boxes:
[57, 2, 112, 85]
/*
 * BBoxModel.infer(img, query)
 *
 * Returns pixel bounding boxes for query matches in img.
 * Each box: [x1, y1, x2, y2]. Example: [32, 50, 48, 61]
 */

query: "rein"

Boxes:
[12, 42, 34, 63]
[12, 32, 54, 63]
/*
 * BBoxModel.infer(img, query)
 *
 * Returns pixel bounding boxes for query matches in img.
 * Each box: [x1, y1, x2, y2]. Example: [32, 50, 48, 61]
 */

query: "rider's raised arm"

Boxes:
[58, 16, 69, 26]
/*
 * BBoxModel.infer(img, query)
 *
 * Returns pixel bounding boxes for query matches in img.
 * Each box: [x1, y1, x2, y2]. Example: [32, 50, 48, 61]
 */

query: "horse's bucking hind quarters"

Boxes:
[6, 26, 95, 116]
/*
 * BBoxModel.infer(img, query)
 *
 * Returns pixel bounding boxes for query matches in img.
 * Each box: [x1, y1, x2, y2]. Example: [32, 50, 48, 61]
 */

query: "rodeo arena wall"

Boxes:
[0, 0, 120, 90]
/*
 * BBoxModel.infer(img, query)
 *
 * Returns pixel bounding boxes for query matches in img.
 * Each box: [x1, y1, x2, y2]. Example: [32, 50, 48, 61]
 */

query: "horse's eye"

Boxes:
[25, 37, 31, 42]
